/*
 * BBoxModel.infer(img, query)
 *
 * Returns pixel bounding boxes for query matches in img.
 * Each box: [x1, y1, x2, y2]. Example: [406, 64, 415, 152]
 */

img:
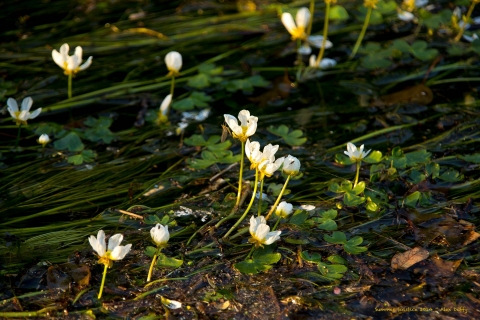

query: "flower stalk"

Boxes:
[354, 161, 361, 188]
[14, 124, 22, 149]
[257, 179, 264, 216]
[315, 1, 332, 66]
[68, 73, 73, 99]
[265, 175, 291, 221]
[454, 1, 477, 42]
[98, 264, 108, 299]
[349, 4, 374, 60]
[236, 141, 245, 208]
[223, 169, 259, 239]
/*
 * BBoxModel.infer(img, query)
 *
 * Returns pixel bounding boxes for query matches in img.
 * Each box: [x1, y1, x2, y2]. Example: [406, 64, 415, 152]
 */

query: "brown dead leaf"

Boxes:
[371, 84, 433, 107]
[391, 247, 429, 270]
[214, 300, 230, 310]
[430, 253, 462, 277]
[463, 230, 480, 246]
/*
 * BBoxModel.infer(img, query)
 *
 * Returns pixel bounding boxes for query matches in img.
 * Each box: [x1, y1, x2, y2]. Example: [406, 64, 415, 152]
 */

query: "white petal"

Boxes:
[108, 233, 123, 251]
[52, 49, 65, 68]
[60, 43, 69, 59]
[110, 244, 132, 260]
[319, 58, 337, 69]
[298, 44, 312, 55]
[21, 97, 33, 112]
[415, 0, 428, 8]
[224, 114, 242, 135]
[308, 35, 333, 49]
[160, 94, 172, 115]
[28, 108, 42, 119]
[165, 51, 182, 72]
[79, 56, 92, 71]
[397, 11, 414, 22]
[281, 12, 297, 36]
[7, 98, 19, 114]
[264, 230, 281, 245]
[296, 7, 310, 30]
[244, 120, 257, 137]
[74, 46, 83, 63]
[309, 55, 317, 67]
[255, 224, 270, 241]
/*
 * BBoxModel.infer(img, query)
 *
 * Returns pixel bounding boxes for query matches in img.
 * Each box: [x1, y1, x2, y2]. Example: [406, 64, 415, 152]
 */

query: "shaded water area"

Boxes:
[1, 0, 480, 318]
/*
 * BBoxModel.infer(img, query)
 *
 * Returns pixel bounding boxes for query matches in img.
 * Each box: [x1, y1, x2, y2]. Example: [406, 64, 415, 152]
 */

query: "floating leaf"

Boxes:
[461, 153, 480, 164]
[67, 150, 96, 165]
[344, 236, 367, 254]
[267, 124, 307, 146]
[324, 231, 347, 245]
[172, 91, 212, 111]
[363, 150, 383, 163]
[84, 117, 116, 144]
[439, 168, 464, 182]
[329, 5, 349, 20]
[156, 253, 183, 268]
[54, 132, 84, 152]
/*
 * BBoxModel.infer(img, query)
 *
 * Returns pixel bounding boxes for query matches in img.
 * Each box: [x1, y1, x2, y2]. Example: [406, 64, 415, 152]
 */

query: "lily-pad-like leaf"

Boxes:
[188, 150, 241, 170]
[225, 75, 269, 93]
[184, 134, 220, 147]
[156, 253, 183, 268]
[324, 231, 347, 245]
[312, 209, 338, 231]
[439, 168, 464, 182]
[172, 91, 213, 111]
[54, 132, 84, 152]
[363, 150, 383, 163]
[329, 5, 349, 20]
[234, 246, 281, 274]
[344, 236, 367, 254]
[67, 149, 96, 165]
[289, 210, 309, 225]
[84, 117, 116, 144]
[389, 146, 406, 168]
[426, 162, 440, 179]
[461, 153, 480, 164]
[409, 170, 426, 184]
[267, 124, 307, 146]
[327, 255, 346, 265]
[405, 149, 431, 166]
[300, 251, 322, 264]
[188, 63, 223, 89]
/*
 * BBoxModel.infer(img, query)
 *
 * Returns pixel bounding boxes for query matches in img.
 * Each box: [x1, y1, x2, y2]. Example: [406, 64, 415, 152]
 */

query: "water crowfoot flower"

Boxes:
[224, 110, 258, 208]
[147, 224, 170, 282]
[275, 201, 293, 219]
[38, 134, 50, 157]
[266, 155, 301, 221]
[281, 7, 310, 41]
[88, 230, 132, 298]
[165, 51, 182, 77]
[52, 43, 92, 99]
[7, 97, 42, 148]
[248, 215, 281, 247]
[344, 142, 371, 188]
[158, 94, 172, 123]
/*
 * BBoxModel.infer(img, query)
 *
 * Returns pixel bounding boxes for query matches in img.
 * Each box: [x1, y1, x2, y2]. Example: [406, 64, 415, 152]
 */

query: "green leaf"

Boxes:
[172, 91, 213, 111]
[156, 253, 183, 268]
[317, 219, 337, 231]
[344, 192, 365, 206]
[84, 117, 116, 144]
[327, 255, 346, 265]
[344, 243, 368, 254]
[300, 251, 322, 264]
[390, 146, 406, 168]
[335, 153, 354, 165]
[67, 149, 96, 165]
[409, 170, 426, 184]
[225, 75, 269, 93]
[376, 0, 397, 14]
[393, 39, 411, 53]
[461, 153, 480, 164]
[267, 125, 307, 146]
[405, 191, 420, 207]
[405, 149, 431, 166]
[352, 181, 365, 195]
[361, 55, 392, 69]
[289, 210, 309, 225]
[235, 246, 281, 274]
[426, 162, 440, 179]
[324, 231, 347, 245]
[329, 5, 349, 20]
[35, 123, 62, 136]
[54, 132, 84, 152]
[363, 150, 383, 163]
[439, 168, 464, 182]
[188, 74, 211, 89]
[184, 134, 220, 147]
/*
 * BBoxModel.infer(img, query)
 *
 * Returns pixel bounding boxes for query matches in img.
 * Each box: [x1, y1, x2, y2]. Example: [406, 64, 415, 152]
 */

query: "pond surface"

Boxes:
[1, 0, 480, 318]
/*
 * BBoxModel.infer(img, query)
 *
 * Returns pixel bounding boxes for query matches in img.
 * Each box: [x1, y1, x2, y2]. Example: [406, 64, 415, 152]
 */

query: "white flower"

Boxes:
[282, 155, 301, 176]
[52, 43, 92, 75]
[281, 7, 310, 41]
[397, 10, 415, 22]
[7, 97, 42, 125]
[300, 204, 316, 211]
[224, 110, 258, 142]
[298, 44, 312, 55]
[88, 230, 132, 267]
[258, 157, 284, 180]
[248, 215, 281, 247]
[245, 139, 280, 170]
[38, 134, 50, 146]
[344, 142, 371, 162]
[176, 122, 188, 135]
[181, 108, 210, 122]
[161, 296, 182, 309]
[309, 55, 337, 69]
[150, 224, 170, 246]
[159, 94, 172, 116]
[307, 35, 333, 50]
[415, 0, 428, 8]
[275, 201, 293, 218]
[165, 51, 182, 76]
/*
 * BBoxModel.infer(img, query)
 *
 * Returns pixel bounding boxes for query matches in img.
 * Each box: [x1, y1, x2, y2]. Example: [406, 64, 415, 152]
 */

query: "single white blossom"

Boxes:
[397, 10, 415, 22]
[176, 122, 188, 135]
[150, 224, 170, 247]
[281, 7, 310, 41]
[300, 204, 316, 211]
[344, 142, 371, 162]
[7, 97, 42, 125]
[159, 94, 172, 116]
[245, 139, 279, 170]
[307, 35, 333, 50]
[224, 110, 258, 142]
[248, 215, 281, 247]
[161, 296, 182, 309]
[88, 230, 132, 267]
[275, 201, 293, 218]
[38, 134, 50, 146]
[258, 157, 284, 180]
[52, 43, 92, 75]
[282, 155, 301, 176]
[463, 33, 479, 42]
[165, 51, 182, 76]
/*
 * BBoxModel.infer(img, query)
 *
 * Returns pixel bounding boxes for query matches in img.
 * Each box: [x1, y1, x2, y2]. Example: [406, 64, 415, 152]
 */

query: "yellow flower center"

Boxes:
[364, 0, 378, 9]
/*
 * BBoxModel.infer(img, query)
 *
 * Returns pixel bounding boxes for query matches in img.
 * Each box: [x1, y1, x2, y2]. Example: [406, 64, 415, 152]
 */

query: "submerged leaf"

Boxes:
[391, 247, 429, 270]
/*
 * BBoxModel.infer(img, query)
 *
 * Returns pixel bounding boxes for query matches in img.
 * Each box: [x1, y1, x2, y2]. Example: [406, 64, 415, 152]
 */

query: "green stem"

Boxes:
[98, 264, 109, 299]
[306, 0, 315, 36]
[272, 217, 282, 231]
[257, 179, 264, 216]
[353, 161, 361, 188]
[315, 1, 331, 67]
[246, 246, 255, 259]
[223, 168, 259, 239]
[296, 38, 303, 68]
[265, 175, 291, 221]
[235, 141, 245, 208]
[454, 2, 476, 42]
[170, 75, 175, 97]
[14, 124, 22, 148]
[349, 7, 372, 60]
[68, 73, 73, 99]
[147, 252, 158, 282]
